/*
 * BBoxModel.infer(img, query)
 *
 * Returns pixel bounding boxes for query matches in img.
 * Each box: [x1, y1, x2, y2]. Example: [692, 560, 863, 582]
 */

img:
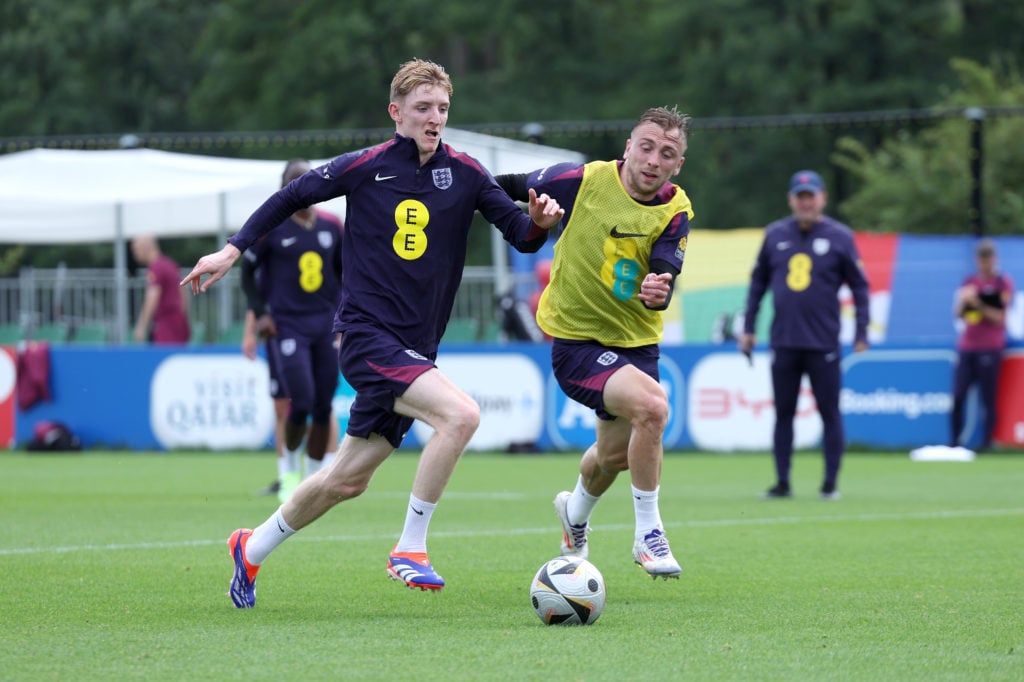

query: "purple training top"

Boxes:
[744, 215, 870, 351]
[229, 134, 548, 354]
[243, 212, 343, 333]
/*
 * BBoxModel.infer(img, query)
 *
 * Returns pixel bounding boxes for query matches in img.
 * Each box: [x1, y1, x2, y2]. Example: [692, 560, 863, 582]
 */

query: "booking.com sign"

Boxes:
[545, 356, 685, 450]
[841, 349, 957, 448]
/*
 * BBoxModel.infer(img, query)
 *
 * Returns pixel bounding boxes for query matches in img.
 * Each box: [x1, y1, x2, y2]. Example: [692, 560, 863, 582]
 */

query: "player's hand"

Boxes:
[241, 332, 258, 360]
[854, 340, 868, 353]
[527, 188, 565, 230]
[256, 314, 277, 339]
[638, 272, 672, 307]
[739, 333, 755, 366]
[957, 284, 980, 308]
[180, 244, 241, 295]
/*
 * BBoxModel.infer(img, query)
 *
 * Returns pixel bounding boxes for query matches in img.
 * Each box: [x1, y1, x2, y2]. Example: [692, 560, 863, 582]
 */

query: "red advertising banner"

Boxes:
[0, 345, 16, 448]
[993, 351, 1024, 446]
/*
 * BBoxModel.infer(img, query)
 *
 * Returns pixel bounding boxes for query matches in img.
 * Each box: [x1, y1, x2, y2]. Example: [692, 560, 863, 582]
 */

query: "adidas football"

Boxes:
[530, 556, 606, 625]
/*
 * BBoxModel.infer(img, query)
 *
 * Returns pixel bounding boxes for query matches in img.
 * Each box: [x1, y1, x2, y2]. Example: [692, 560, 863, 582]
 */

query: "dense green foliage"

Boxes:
[834, 59, 1024, 233]
[2, 451, 1022, 680]
[2, 1, 1023, 267]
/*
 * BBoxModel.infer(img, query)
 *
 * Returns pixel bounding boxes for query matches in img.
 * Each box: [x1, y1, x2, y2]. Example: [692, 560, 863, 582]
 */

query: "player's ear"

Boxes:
[387, 101, 401, 124]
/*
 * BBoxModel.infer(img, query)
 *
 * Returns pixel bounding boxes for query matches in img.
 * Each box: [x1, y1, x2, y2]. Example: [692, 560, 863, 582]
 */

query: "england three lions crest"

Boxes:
[432, 168, 453, 190]
[812, 238, 831, 255]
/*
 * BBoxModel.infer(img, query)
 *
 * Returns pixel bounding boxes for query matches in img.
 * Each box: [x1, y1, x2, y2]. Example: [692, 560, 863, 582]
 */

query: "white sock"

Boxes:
[631, 484, 663, 540]
[321, 452, 336, 468]
[282, 444, 301, 473]
[304, 455, 323, 478]
[393, 494, 436, 554]
[277, 456, 298, 479]
[566, 476, 601, 526]
[246, 507, 296, 565]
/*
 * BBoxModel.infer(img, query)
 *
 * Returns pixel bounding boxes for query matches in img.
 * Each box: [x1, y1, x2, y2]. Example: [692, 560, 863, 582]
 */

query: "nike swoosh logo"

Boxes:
[610, 226, 645, 238]
[281, 237, 298, 247]
[375, 173, 397, 182]
[411, 506, 424, 516]
[776, 241, 791, 250]
[276, 518, 287, 533]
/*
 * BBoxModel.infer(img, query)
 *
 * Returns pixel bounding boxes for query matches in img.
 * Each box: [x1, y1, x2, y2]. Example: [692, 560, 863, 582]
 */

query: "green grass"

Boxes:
[1, 450, 1022, 681]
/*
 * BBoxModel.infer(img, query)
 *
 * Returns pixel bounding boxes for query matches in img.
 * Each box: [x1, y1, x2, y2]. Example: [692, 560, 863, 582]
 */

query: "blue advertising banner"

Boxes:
[8, 342, 1012, 452]
[839, 349, 958, 448]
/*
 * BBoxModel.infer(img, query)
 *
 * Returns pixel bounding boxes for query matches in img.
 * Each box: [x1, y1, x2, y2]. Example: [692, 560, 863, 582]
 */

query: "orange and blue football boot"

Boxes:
[228, 528, 260, 607]
[386, 547, 445, 591]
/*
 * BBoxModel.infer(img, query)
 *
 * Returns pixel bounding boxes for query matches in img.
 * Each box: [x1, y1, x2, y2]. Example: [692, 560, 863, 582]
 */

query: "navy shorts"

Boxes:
[338, 328, 436, 448]
[268, 318, 339, 423]
[550, 339, 660, 420]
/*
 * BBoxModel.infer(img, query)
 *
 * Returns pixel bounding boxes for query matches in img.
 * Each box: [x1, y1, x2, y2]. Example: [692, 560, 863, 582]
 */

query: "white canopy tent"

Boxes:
[0, 129, 584, 340]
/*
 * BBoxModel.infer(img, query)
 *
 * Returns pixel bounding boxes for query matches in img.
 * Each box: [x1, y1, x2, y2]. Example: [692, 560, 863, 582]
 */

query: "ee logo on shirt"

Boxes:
[602, 237, 642, 300]
[394, 199, 429, 260]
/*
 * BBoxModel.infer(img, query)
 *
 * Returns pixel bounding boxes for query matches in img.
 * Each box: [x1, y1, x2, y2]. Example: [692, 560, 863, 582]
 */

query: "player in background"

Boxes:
[130, 234, 190, 344]
[740, 170, 869, 500]
[951, 238, 1014, 451]
[240, 158, 344, 503]
[495, 106, 693, 580]
[240, 162, 343, 500]
[181, 59, 564, 607]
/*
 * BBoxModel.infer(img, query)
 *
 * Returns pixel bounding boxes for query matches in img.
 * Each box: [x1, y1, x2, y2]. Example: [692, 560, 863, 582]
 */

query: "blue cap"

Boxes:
[788, 170, 825, 194]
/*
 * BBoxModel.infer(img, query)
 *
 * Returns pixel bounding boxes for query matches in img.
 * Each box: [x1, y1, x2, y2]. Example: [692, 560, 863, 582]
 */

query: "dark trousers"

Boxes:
[951, 350, 1002, 449]
[771, 347, 844, 487]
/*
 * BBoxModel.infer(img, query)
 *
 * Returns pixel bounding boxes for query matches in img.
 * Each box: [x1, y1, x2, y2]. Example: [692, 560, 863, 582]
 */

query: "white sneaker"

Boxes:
[553, 491, 589, 558]
[632, 528, 681, 580]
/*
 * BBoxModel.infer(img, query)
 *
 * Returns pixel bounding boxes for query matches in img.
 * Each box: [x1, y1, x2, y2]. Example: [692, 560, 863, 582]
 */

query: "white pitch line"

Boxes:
[1, 507, 1021, 558]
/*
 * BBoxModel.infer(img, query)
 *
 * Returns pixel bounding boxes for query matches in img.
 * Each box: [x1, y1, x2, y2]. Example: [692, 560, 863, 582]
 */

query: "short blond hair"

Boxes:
[390, 59, 453, 102]
[636, 106, 691, 141]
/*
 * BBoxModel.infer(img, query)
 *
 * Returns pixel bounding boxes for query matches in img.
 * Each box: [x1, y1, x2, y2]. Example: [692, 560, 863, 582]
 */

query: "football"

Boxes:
[530, 556, 606, 625]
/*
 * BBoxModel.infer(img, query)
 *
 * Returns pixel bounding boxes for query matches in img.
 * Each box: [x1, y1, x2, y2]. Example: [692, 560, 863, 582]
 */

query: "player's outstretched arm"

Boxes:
[527, 188, 564, 230]
[180, 243, 242, 295]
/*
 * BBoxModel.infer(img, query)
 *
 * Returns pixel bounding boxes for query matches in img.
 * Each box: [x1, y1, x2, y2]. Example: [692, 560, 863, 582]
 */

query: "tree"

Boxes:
[0, 0, 211, 136]
[833, 59, 1024, 234]
[4, 0, 1024, 266]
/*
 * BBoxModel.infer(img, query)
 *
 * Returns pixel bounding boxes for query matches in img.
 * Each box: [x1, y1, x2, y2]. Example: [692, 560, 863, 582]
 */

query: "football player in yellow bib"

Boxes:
[497, 107, 693, 579]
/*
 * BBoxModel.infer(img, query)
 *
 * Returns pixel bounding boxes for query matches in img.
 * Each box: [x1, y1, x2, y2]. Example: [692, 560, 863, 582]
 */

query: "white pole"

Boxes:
[114, 203, 128, 344]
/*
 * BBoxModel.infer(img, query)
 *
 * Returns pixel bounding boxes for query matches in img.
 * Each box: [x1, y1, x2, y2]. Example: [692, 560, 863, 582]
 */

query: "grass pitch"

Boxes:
[1, 449, 1021, 681]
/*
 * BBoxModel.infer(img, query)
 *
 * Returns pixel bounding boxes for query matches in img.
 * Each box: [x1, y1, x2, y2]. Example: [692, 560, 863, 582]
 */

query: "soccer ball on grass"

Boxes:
[530, 556, 606, 625]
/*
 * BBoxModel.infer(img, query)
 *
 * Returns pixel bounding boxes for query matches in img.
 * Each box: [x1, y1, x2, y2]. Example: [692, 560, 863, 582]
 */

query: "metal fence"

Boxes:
[0, 265, 537, 345]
